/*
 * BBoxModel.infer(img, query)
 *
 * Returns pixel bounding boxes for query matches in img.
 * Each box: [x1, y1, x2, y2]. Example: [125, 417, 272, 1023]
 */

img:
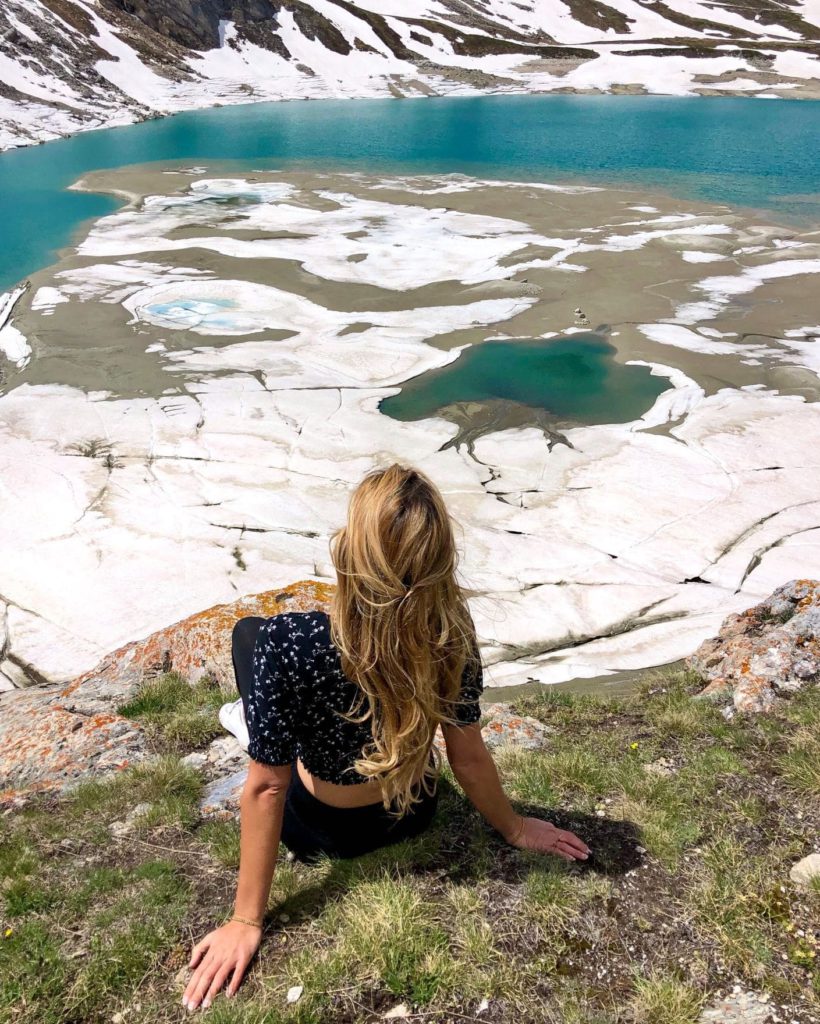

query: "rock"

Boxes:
[60, 580, 332, 702]
[286, 985, 303, 1004]
[207, 736, 246, 768]
[383, 1005, 410, 1019]
[180, 751, 207, 770]
[0, 690, 148, 806]
[699, 990, 772, 1023]
[0, 658, 34, 689]
[480, 703, 553, 750]
[643, 757, 675, 777]
[789, 853, 820, 889]
[200, 769, 248, 820]
[110, 801, 152, 836]
[0, 581, 329, 804]
[688, 579, 820, 713]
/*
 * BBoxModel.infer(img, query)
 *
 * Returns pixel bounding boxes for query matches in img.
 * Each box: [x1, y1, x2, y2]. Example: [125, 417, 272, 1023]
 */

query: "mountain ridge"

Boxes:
[2, 0, 819, 151]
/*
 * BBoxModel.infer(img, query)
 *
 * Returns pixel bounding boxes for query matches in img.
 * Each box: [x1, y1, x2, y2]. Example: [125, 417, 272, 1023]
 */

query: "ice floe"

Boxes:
[79, 184, 555, 290]
[681, 251, 727, 264]
[0, 287, 30, 367]
[780, 326, 820, 376]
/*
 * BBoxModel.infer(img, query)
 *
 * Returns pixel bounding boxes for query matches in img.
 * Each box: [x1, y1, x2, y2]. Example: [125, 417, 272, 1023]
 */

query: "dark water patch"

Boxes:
[380, 333, 670, 429]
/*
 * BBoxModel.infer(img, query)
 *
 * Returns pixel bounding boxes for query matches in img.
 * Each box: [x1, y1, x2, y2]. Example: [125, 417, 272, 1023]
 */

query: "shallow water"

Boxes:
[380, 334, 670, 426]
[1, 94, 819, 291]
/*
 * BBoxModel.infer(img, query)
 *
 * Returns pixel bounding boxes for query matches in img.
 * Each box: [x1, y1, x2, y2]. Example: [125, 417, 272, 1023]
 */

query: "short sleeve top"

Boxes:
[245, 610, 483, 782]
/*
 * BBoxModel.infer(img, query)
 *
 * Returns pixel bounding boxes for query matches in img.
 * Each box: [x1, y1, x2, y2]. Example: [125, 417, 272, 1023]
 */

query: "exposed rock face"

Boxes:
[0, 580, 330, 803]
[0, 694, 146, 805]
[59, 579, 332, 701]
[688, 579, 819, 713]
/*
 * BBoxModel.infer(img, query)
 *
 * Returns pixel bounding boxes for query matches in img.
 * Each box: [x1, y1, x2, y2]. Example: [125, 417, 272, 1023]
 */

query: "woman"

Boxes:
[183, 464, 589, 1012]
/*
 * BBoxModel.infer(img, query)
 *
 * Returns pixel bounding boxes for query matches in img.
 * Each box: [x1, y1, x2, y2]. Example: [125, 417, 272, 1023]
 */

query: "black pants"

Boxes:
[231, 617, 438, 862]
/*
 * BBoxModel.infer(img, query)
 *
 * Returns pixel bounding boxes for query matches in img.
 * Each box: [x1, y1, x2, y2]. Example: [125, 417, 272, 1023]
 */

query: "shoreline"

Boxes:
[4, 58, 820, 157]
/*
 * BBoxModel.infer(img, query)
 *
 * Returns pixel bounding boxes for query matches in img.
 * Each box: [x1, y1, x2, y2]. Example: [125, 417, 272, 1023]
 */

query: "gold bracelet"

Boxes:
[507, 816, 526, 845]
[230, 914, 263, 929]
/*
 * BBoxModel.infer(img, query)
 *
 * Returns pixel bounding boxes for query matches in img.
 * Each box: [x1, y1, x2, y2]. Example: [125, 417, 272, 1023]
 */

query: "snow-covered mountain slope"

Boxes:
[1, 0, 819, 150]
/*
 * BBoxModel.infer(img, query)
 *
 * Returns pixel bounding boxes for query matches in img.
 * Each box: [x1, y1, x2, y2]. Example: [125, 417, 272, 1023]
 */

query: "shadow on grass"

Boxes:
[257, 779, 643, 931]
[525, 804, 644, 876]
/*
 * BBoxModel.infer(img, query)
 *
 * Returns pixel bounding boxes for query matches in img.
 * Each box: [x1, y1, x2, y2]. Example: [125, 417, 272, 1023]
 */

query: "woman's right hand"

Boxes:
[507, 816, 590, 861]
[183, 920, 262, 1011]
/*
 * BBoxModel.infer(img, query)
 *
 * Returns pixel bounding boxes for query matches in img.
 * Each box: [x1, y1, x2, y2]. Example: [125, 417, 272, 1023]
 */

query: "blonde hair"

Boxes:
[329, 464, 478, 816]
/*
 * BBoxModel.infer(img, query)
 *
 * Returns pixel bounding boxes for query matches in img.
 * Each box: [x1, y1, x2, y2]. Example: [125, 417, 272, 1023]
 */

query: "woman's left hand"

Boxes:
[508, 816, 590, 861]
[183, 920, 262, 1011]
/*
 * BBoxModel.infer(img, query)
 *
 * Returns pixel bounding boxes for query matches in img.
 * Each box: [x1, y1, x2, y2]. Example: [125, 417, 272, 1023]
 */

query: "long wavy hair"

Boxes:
[329, 464, 478, 816]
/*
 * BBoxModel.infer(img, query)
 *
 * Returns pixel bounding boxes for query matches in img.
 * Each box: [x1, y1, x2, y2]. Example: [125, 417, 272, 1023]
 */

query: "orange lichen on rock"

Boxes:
[688, 579, 819, 713]
[60, 580, 333, 700]
[1, 581, 332, 802]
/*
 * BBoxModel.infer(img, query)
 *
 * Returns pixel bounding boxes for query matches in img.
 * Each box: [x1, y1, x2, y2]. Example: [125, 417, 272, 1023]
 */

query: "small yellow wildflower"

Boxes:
[3, 928, 12, 939]
[630, 742, 639, 750]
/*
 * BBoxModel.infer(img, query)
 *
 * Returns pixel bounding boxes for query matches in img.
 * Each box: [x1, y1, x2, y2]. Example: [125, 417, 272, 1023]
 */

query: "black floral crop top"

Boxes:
[245, 610, 483, 783]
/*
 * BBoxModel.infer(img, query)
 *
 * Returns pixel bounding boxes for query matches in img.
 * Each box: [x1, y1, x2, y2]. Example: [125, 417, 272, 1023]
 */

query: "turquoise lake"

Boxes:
[380, 335, 669, 426]
[1, 95, 819, 291]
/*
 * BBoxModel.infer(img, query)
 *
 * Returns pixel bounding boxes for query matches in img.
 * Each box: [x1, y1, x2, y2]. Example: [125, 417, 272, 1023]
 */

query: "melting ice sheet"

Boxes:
[1, 170, 820, 691]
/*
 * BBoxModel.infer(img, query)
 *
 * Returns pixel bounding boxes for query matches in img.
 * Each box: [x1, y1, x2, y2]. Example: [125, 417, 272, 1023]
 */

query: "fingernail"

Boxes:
[181, 998, 188, 1009]
[203, 999, 211, 1009]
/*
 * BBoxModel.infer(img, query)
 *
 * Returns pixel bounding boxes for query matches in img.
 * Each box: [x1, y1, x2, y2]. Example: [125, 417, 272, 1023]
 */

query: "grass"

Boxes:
[118, 672, 234, 753]
[1, 671, 819, 1023]
[630, 972, 704, 1024]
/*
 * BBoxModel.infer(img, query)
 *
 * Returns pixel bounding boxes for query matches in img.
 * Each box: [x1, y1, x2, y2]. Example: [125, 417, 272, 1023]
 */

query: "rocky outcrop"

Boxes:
[4, 578, 814, 805]
[60, 579, 332, 702]
[1, 573, 562, 808]
[0, 580, 331, 803]
[688, 579, 819, 713]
